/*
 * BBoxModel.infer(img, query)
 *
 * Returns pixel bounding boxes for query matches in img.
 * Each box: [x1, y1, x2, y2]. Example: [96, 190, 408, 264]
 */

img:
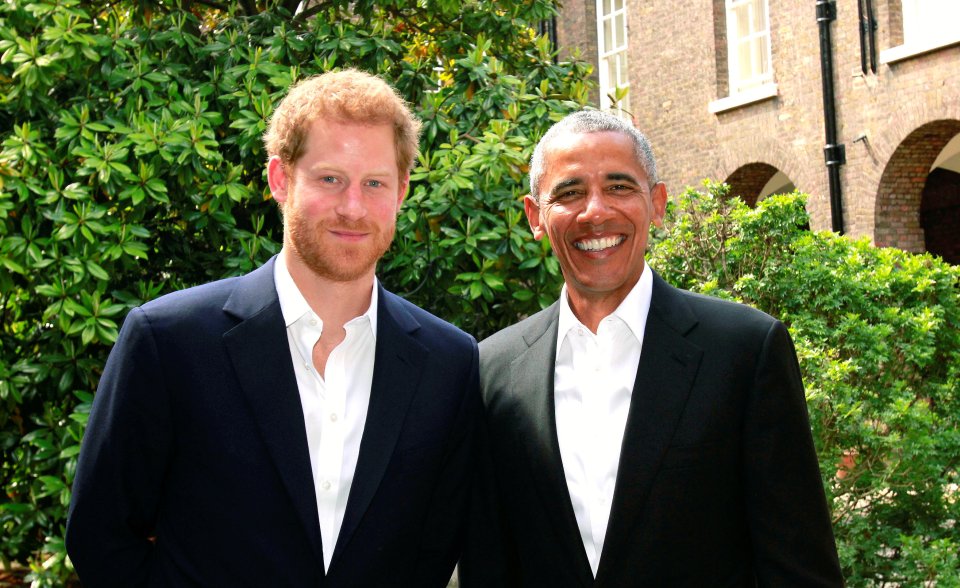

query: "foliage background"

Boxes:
[0, 0, 585, 583]
[1, 0, 958, 586]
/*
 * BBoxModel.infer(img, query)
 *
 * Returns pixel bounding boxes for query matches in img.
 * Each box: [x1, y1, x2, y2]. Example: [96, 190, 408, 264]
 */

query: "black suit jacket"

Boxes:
[66, 257, 480, 587]
[460, 271, 843, 587]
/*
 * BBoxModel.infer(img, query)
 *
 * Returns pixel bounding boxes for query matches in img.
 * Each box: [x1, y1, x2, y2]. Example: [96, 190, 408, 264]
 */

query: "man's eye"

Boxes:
[321, 176, 338, 183]
[367, 180, 383, 188]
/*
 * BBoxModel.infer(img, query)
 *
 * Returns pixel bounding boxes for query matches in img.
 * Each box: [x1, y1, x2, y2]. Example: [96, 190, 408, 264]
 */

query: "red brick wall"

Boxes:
[554, 0, 600, 104]
[552, 0, 960, 261]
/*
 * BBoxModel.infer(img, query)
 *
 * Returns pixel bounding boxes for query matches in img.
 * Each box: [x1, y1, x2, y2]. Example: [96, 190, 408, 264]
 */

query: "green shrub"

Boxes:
[650, 182, 960, 586]
[0, 0, 583, 582]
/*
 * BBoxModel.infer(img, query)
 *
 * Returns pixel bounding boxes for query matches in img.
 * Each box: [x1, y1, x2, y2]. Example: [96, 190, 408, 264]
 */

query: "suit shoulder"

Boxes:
[479, 304, 556, 361]
[681, 288, 773, 318]
[138, 276, 241, 321]
[668, 285, 784, 343]
[382, 289, 477, 350]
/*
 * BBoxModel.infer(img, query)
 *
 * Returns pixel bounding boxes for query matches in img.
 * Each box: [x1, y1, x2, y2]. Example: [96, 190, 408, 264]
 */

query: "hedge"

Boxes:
[650, 182, 960, 585]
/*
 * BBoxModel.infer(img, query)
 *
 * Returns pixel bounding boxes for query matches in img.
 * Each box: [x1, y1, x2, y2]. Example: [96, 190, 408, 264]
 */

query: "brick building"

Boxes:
[553, 0, 960, 263]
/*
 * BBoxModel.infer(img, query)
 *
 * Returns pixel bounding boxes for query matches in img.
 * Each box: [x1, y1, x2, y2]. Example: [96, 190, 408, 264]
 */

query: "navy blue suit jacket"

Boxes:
[67, 257, 480, 587]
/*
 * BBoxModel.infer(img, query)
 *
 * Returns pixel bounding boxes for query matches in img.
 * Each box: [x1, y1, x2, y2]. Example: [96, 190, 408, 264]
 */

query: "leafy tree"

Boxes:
[0, 0, 587, 582]
[650, 183, 960, 586]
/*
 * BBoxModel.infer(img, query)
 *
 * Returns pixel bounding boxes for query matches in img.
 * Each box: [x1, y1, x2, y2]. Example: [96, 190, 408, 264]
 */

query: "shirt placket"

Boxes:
[587, 322, 615, 556]
[316, 341, 347, 552]
[575, 328, 606, 560]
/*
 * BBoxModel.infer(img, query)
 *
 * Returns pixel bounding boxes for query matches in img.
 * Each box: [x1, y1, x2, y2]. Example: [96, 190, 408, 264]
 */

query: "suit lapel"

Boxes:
[595, 272, 703, 584]
[221, 257, 325, 565]
[511, 305, 595, 587]
[331, 286, 426, 565]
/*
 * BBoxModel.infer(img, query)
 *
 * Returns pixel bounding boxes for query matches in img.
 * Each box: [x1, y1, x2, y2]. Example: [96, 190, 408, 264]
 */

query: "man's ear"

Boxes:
[396, 171, 410, 211]
[267, 156, 289, 204]
[651, 182, 668, 228]
[524, 194, 546, 240]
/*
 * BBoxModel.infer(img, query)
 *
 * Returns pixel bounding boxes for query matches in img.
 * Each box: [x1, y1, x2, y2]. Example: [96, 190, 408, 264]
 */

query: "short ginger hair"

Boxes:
[263, 69, 422, 172]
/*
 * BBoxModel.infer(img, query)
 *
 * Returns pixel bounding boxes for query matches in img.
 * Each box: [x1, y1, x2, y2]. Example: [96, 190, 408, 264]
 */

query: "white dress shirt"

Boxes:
[554, 264, 653, 577]
[274, 251, 377, 572]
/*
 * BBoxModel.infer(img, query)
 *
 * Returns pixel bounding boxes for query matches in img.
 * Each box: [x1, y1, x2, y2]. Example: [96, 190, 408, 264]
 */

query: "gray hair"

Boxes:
[528, 110, 659, 201]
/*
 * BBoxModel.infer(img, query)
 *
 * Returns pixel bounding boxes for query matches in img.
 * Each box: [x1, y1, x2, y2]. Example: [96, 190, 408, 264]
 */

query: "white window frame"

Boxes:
[596, 0, 630, 118]
[881, 0, 960, 64]
[725, 0, 773, 96]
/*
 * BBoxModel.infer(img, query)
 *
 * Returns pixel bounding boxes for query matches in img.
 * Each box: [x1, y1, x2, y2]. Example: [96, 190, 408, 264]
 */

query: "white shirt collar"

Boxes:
[557, 263, 653, 357]
[273, 250, 379, 336]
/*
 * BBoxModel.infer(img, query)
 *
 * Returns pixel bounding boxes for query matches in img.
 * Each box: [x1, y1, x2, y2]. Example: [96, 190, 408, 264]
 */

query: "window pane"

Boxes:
[614, 0, 623, 12]
[617, 52, 629, 86]
[615, 13, 625, 49]
[604, 19, 613, 53]
[728, 0, 772, 94]
[603, 0, 612, 16]
[750, 0, 766, 32]
[734, 4, 751, 37]
[737, 39, 754, 84]
[755, 37, 769, 80]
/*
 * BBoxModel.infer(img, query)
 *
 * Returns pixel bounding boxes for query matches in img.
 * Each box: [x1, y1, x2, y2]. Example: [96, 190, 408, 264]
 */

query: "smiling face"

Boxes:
[268, 118, 408, 285]
[525, 130, 667, 316]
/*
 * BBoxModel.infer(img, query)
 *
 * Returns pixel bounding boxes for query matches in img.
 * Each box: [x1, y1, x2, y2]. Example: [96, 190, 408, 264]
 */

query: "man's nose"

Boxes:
[336, 183, 366, 220]
[578, 188, 612, 224]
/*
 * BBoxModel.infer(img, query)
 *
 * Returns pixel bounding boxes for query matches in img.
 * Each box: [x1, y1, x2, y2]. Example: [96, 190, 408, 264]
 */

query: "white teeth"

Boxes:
[575, 236, 625, 251]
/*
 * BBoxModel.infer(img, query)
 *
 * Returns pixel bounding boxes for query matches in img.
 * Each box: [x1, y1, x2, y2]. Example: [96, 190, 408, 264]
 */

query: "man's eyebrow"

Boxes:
[605, 172, 640, 184]
[550, 178, 584, 195]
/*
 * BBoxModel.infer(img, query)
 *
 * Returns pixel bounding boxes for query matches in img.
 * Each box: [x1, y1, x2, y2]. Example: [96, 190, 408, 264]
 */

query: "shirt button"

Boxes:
[329, 413, 339, 422]
[304, 363, 311, 371]
[309, 318, 317, 326]
[322, 480, 331, 491]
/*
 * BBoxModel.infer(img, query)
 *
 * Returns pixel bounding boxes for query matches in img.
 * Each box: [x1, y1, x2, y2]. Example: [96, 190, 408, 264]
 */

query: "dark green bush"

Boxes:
[650, 182, 960, 586]
[0, 0, 583, 582]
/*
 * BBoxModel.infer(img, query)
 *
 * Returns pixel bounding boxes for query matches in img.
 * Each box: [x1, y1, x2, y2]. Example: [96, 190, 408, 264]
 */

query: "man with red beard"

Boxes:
[67, 70, 480, 588]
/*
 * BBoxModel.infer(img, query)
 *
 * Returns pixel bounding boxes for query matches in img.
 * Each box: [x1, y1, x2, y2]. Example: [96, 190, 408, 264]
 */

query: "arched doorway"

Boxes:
[724, 163, 795, 207]
[875, 119, 960, 259]
[921, 134, 960, 264]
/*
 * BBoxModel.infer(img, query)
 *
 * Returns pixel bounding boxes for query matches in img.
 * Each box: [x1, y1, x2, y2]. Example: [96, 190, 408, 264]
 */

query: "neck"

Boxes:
[283, 252, 374, 331]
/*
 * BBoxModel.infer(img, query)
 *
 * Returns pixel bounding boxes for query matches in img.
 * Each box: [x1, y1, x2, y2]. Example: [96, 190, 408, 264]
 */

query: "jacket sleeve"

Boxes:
[457, 405, 520, 588]
[66, 307, 169, 588]
[744, 320, 844, 587]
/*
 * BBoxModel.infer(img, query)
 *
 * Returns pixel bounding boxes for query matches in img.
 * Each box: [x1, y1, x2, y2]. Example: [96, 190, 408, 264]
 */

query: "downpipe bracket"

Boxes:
[824, 144, 846, 167]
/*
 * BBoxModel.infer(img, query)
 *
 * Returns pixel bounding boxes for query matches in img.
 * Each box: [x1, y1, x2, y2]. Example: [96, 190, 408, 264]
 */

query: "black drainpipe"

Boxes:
[817, 0, 846, 234]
